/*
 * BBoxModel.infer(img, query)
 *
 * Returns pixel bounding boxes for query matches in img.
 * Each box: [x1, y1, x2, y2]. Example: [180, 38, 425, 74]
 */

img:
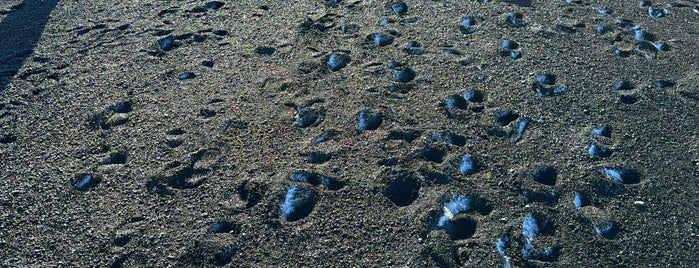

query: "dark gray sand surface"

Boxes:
[1, 0, 698, 267]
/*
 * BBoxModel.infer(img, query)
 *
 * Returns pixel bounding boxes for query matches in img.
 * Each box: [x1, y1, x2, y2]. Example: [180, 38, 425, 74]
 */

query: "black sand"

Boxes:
[1, 0, 698, 267]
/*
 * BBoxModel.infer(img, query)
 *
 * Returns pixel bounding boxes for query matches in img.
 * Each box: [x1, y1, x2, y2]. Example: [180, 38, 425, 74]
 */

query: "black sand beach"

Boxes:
[1, 0, 698, 267]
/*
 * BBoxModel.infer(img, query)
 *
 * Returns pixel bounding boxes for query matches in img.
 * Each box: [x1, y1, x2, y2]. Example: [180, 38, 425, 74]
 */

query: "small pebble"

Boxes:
[210, 222, 238, 233]
[387, 130, 422, 143]
[615, 48, 631, 57]
[508, 50, 522, 59]
[444, 94, 467, 110]
[614, 80, 634, 90]
[532, 82, 564, 97]
[393, 67, 416, 83]
[501, 40, 518, 49]
[530, 166, 556, 186]
[295, 109, 319, 128]
[0, 134, 17, 144]
[573, 191, 589, 208]
[307, 152, 332, 164]
[158, 36, 176, 51]
[327, 52, 351, 72]
[289, 170, 320, 185]
[437, 195, 474, 227]
[459, 154, 478, 175]
[506, 13, 528, 27]
[522, 214, 540, 241]
[463, 90, 484, 102]
[634, 200, 648, 211]
[205, 1, 224, 11]
[370, 33, 394, 47]
[280, 185, 316, 221]
[254, 46, 275, 55]
[390, 2, 408, 15]
[588, 144, 612, 157]
[494, 110, 518, 126]
[429, 132, 466, 146]
[602, 167, 641, 184]
[358, 110, 382, 130]
[522, 190, 559, 204]
[73, 174, 100, 191]
[591, 125, 612, 137]
[109, 101, 132, 113]
[594, 222, 619, 239]
[212, 30, 228, 36]
[103, 151, 127, 165]
[653, 42, 668, 51]
[596, 25, 607, 34]
[178, 72, 196, 80]
[537, 73, 556, 85]
[321, 176, 345, 190]
[512, 119, 528, 143]
[655, 80, 675, 88]
[648, 7, 667, 19]
[634, 30, 652, 41]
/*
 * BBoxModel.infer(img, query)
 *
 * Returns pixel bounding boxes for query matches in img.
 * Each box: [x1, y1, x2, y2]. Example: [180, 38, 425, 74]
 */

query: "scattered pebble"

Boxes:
[321, 176, 345, 190]
[393, 67, 416, 83]
[295, 109, 320, 128]
[506, 13, 528, 27]
[594, 222, 619, 239]
[254, 46, 275, 55]
[655, 80, 675, 88]
[463, 90, 484, 103]
[591, 125, 612, 138]
[280, 185, 316, 221]
[522, 190, 559, 204]
[0, 134, 17, 144]
[494, 110, 518, 126]
[358, 109, 382, 130]
[158, 36, 176, 51]
[430, 132, 466, 146]
[306, 152, 332, 164]
[178, 72, 196, 80]
[537, 73, 556, 85]
[109, 101, 132, 113]
[289, 170, 320, 185]
[459, 154, 478, 175]
[588, 144, 612, 157]
[390, 2, 408, 15]
[202, 60, 214, 67]
[602, 167, 641, 184]
[210, 222, 239, 233]
[73, 174, 100, 191]
[327, 52, 351, 72]
[205, 1, 224, 11]
[512, 119, 528, 143]
[614, 80, 634, 90]
[444, 94, 467, 110]
[387, 130, 422, 143]
[103, 151, 127, 165]
[573, 191, 589, 208]
[370, 33, 394, 47]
